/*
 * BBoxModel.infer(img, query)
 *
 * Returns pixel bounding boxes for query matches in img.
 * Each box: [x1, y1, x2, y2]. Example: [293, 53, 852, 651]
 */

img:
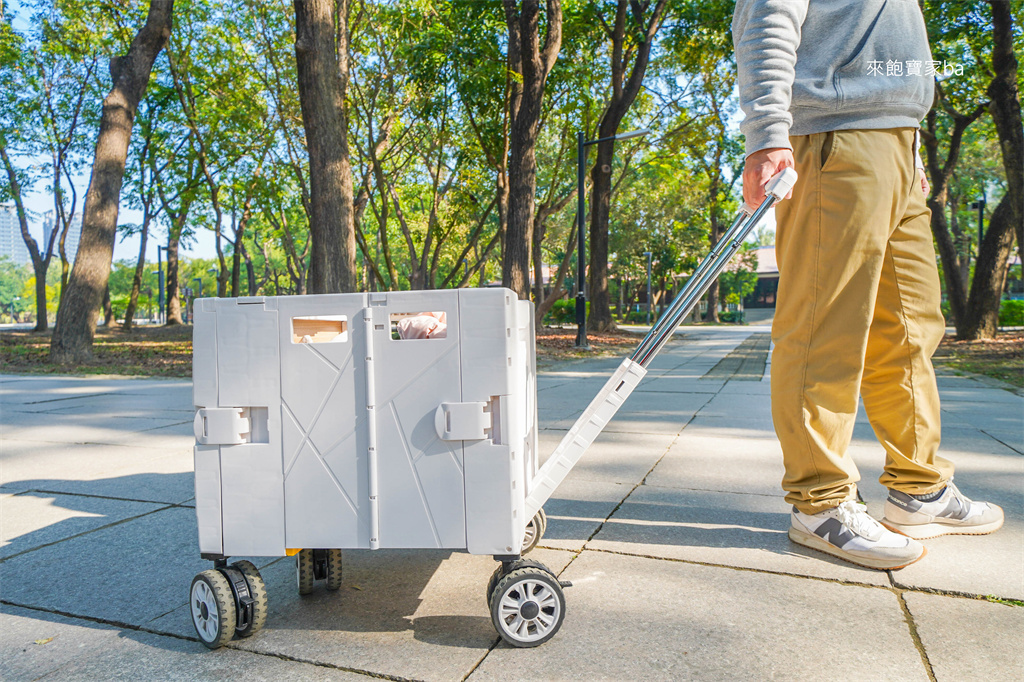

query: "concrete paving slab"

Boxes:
[1, 440, 195, 504]
[1, 412, 193, 444]
[588, 485, 892, 586]
[680, 414, 777, 440]
[538, 430, 677, 485]
[538, 479, 632, 551]
[471, 550, 926, 681]
[0, 604, 369, 682]
[151, 548, 575, 682]
[1, 491, 163, 560]
[645, 434, 784, 496]
[0, 506, 209, 626]
[903, 592, 1024, 682]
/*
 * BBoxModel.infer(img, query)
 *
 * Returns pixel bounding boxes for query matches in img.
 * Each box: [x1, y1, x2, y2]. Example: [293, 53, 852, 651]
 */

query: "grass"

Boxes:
[2, 324, 1020, 388]
[933, 331, 1024, 389]
[0, 324, 193, 378]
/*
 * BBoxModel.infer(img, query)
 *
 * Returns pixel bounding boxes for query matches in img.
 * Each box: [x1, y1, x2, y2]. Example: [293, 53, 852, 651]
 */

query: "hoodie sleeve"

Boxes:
[732, 0, 808, 157]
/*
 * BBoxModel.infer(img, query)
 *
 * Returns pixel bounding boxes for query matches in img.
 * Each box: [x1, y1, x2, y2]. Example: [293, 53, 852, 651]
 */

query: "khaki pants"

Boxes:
[772, 128, 954, 514]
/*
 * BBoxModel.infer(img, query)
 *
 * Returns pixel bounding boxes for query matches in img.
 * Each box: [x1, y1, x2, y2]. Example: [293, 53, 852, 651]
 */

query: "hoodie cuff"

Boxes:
[743, 119, 794, 158]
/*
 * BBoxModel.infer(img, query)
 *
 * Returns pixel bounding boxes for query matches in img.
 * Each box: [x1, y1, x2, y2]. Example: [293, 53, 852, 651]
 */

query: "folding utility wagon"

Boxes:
[187, 169, 798, 650]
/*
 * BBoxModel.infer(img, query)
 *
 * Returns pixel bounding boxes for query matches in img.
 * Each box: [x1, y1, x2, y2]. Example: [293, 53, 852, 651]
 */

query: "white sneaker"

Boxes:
[883, 482, 1004, 540]
[789, 500, 926, 570]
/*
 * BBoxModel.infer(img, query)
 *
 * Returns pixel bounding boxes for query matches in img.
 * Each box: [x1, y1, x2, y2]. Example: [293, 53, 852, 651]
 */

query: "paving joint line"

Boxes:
[0, 599, 413, 681]
[894, 589, 938, 681]
[980, 428, 1023, 456]
[0, 504, 179, 564]
[10, 488, 191, 506]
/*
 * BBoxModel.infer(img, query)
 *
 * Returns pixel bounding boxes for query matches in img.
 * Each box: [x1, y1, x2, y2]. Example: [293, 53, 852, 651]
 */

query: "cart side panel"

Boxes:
[193, 301, 222, 554]
[373, 290, 467, 549]
[216, 298, 286, 557]
[460, 288, 518, 555]
[279, 293, 370, 549]
[512, 299, 538, 522]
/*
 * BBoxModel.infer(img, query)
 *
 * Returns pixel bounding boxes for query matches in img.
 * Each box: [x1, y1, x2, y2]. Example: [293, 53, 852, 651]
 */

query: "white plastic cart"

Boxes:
[187, 170, 797, 649]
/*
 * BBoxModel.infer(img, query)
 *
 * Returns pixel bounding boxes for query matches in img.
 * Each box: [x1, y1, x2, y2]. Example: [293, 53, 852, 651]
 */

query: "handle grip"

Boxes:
[741, 167, 799, 215]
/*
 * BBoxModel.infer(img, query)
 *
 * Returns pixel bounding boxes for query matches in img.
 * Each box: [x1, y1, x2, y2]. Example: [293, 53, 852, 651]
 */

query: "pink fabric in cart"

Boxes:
[397, 312, 447, 339]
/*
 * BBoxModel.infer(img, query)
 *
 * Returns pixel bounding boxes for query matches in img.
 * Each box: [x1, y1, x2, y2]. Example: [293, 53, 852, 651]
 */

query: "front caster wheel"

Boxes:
[232, 560, 268, 637]
[297, 549, 315, 595]
[522, 509, 547, 554]
[325, 549, 343, 590]
[489, 568, 565, 647]
[190, 570, 237, 649]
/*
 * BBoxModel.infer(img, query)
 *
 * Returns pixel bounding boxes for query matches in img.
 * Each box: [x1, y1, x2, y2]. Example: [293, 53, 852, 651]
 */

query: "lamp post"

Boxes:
[576, 127, 651, 348]
[969, 195, 986, 255]
[644, 251, 653, 325]
[156, 245, 167, 324]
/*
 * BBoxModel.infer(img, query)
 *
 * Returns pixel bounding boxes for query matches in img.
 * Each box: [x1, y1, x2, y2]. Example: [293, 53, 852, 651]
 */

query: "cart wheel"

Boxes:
[325, 549, 343, 591]
[190, 570, 237, 649]
[296, 549, 315, 595]
[232, 560, 268, 637]
[485, 559, 558, 609]
[490, 568, 565, 647]
[522, 509, 547, 554]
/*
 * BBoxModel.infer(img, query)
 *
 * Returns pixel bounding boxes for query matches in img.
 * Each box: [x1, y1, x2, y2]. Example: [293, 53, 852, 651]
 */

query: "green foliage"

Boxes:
[719, 245, 759, 305]
[543, 299, 588, 326]
[998, 299, 1024, 327]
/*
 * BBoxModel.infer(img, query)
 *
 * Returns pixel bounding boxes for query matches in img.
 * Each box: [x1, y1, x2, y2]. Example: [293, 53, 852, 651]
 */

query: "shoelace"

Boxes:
[834, 500, 883, 537]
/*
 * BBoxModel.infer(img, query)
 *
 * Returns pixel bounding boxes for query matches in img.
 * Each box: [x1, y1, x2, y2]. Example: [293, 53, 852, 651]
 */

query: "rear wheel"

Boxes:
[325, 549, 343, 591]
[296, 549, 315, 595]
[489, 568, 565, 647]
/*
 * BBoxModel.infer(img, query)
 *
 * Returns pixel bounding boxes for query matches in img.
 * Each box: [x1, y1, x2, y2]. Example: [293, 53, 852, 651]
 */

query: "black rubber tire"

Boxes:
[485, 558, 558, 609]
[232, 560, 268, 637]
[296, 549, 315, 595]
[489, 568, 566, 648]
[190, 570, 237, 649]
[537, 508, 548, 537]
[325, 549, 343, 591]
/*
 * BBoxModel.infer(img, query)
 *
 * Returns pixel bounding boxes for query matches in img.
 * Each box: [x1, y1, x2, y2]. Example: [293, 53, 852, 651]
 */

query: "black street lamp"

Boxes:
[156, 245, 167, 324]
[644, 251, 653, 325]
[576, 127, 651, 348]
[969, 195, 986, 254]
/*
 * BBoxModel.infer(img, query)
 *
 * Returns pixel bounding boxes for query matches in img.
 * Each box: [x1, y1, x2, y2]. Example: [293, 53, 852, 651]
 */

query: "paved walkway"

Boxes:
[1, 326, 1021, 681]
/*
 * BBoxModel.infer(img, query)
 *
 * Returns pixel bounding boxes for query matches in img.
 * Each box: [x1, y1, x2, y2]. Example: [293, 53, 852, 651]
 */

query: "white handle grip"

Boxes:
[765, 167, 798, 199]
[741, 167, 799, 215]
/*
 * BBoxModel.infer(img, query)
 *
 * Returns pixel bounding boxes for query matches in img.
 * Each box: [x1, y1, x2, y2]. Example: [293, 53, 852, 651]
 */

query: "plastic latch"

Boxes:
[434, 402, 489, 441]
[194, 408, 250, 445]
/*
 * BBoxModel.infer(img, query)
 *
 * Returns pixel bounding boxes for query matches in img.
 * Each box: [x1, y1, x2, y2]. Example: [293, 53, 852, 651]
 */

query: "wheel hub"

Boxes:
[520, 601, 540, 619]
[200, 602, 209, 620]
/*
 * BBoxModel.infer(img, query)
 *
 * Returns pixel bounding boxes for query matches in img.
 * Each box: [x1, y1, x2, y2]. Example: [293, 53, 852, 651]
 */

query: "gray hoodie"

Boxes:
[733, 0, 935, 156]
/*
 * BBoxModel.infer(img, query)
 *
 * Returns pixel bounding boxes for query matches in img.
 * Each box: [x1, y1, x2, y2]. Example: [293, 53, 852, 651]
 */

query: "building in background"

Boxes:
[0, 204, 31, 265]
[42, 210, 82, 263]
[743, 245, 778, 309]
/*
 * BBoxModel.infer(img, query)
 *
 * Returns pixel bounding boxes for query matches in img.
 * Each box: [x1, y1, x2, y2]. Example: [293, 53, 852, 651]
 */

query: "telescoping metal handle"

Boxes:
[630, 167, 798, 368]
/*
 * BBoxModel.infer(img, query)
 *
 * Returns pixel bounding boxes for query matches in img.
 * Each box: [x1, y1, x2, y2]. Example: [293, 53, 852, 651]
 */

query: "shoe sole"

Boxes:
[788, 526, 927, 571]
[881, 517, 1004, 540]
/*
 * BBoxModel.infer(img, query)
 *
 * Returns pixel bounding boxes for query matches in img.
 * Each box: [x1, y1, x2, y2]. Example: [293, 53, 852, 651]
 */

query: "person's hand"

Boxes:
[742, 147, 795, 209]
[919, 170, 930, 196]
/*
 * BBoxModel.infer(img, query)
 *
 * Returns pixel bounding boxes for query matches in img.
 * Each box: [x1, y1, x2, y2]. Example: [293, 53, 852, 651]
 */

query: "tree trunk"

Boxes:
[122, 214, 149, 331]
[587, 0, 667, 332]
[50, 1, 173, 364]
[294, 0, 357, 294]
[502, 0, 562, 300]
[1, 144, 54, 331]
[959, 196, 1015, 338]
[983, 0, 1024, 269]
[166, 230, 182, 325]
[101, 285, 112, 326]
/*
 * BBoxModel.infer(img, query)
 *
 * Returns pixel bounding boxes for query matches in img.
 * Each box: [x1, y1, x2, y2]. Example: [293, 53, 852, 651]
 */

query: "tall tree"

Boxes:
[587, 0, 667, 331]
[501, 0, 562, 300]
[293, 0, 357, 293]
[50, 0, 173, 364]
[922, 0, 1022, 340]
[959, 0, 1022, 339]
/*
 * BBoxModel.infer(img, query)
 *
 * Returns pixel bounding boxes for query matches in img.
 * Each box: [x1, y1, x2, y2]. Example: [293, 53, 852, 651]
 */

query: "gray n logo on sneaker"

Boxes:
[941, 495, 971, 520]
[814, 518, 856, 547]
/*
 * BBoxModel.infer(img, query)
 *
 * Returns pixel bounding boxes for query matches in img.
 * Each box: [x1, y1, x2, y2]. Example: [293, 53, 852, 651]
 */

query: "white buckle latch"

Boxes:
[194, 408, 250, 445]
[434, 402, 489, 441]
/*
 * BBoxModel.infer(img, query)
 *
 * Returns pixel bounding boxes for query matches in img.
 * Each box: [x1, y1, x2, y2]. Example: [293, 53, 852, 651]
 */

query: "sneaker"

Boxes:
[789, 500, 926, 570]
[883, 482, 1004, 540]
